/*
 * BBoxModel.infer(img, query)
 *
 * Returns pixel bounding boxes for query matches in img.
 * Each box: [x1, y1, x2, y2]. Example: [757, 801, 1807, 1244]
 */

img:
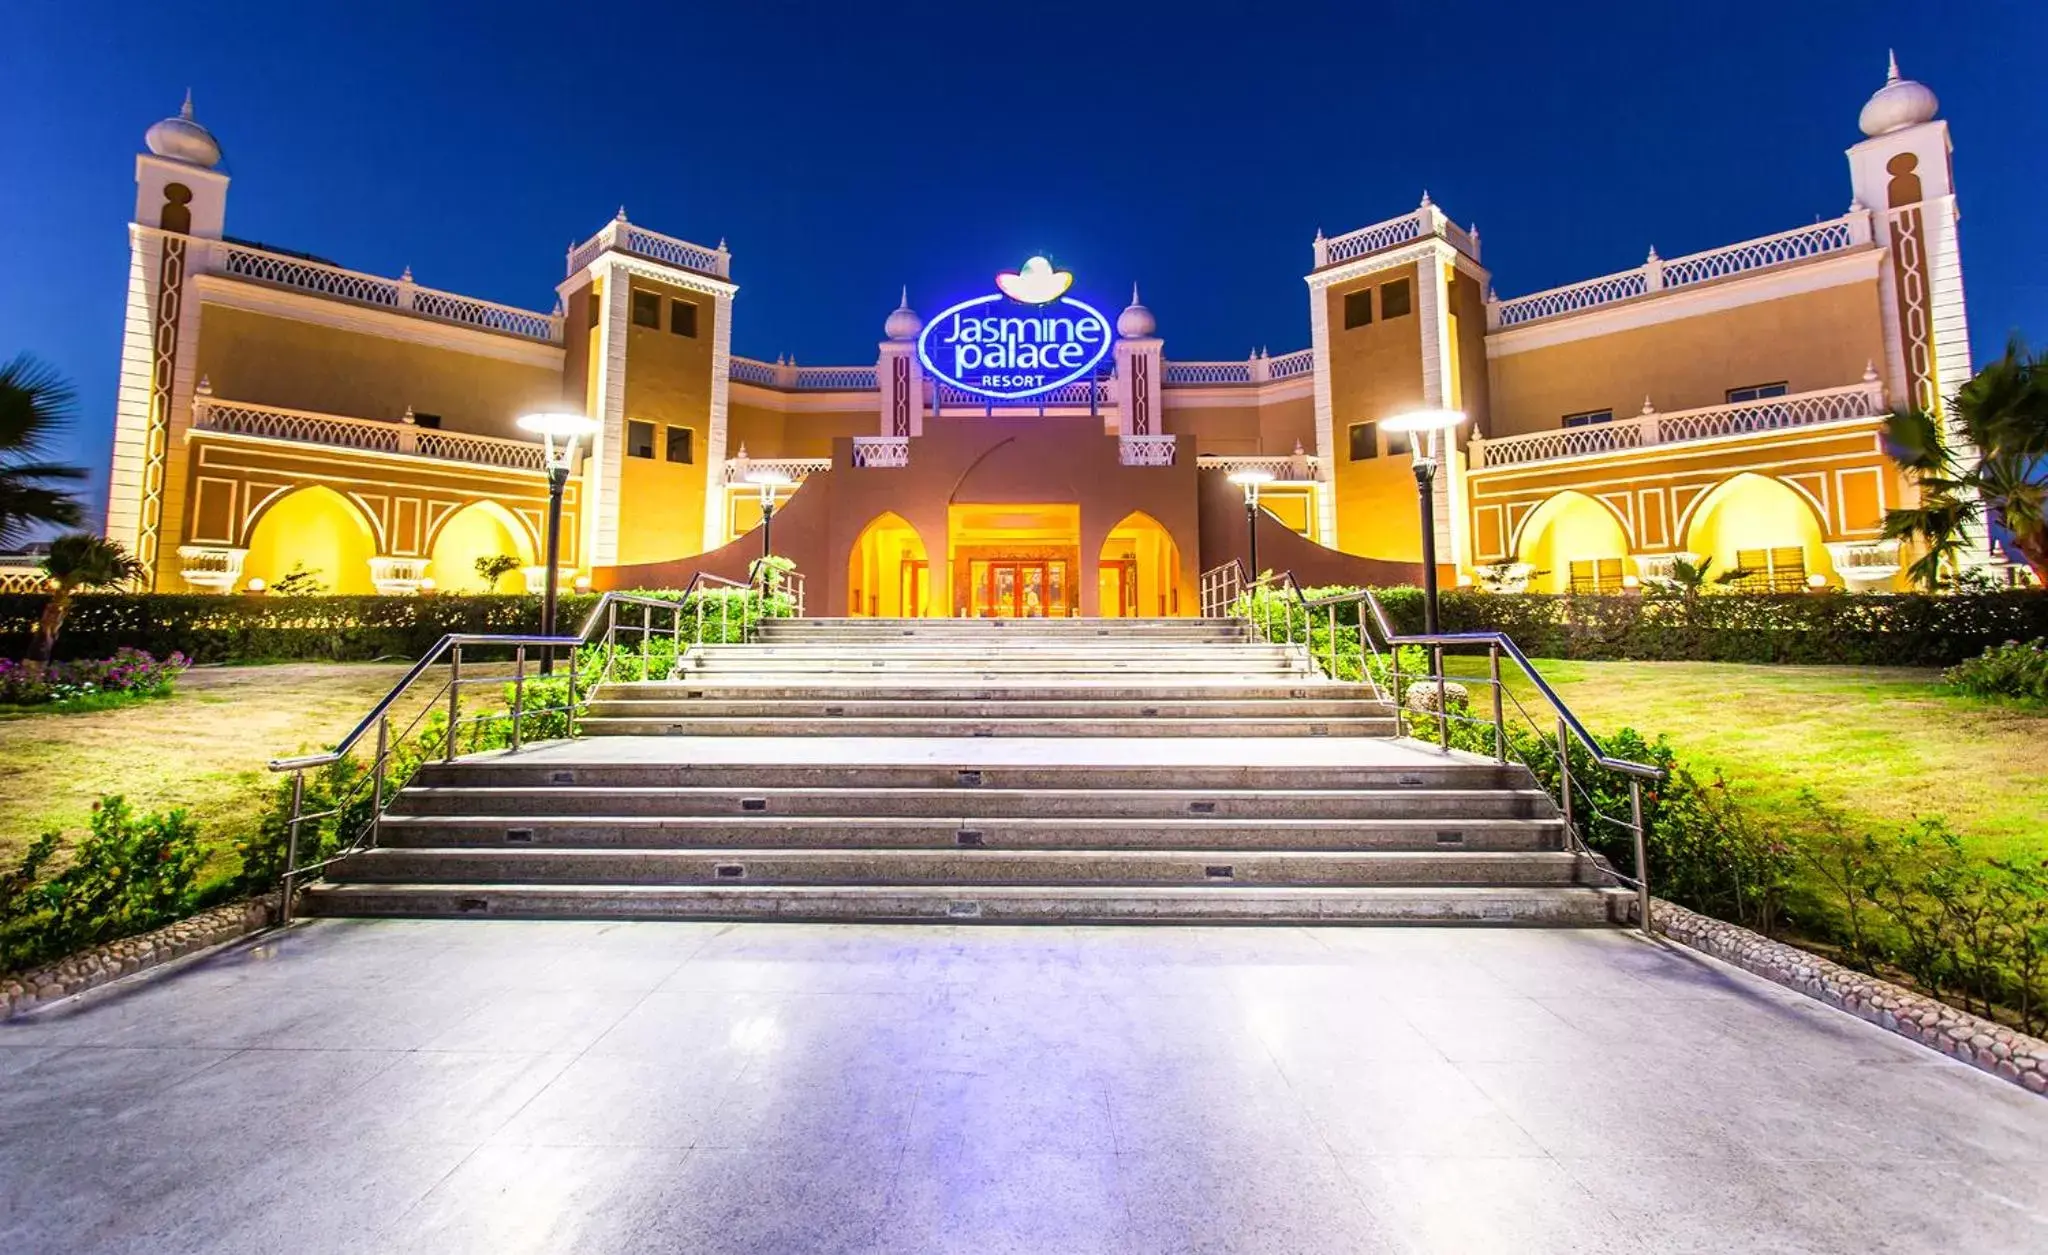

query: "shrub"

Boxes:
[0, 648, 188, 707]
[1, 797, 204, 974]
[1943, 638, 2048, 701]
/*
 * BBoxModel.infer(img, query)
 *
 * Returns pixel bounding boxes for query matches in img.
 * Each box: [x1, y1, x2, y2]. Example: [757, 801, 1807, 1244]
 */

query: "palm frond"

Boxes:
[0, 354, 79, 453]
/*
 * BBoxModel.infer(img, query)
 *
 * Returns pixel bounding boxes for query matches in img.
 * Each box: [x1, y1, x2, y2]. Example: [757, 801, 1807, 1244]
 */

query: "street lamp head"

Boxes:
[1381, 408, 1466, 467]
[1227, 467, 1276, 503]
[516, 411, 601, 469]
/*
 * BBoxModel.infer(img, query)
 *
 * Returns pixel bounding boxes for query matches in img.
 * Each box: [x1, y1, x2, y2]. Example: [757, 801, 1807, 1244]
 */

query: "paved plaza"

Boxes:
[3, 919, 2045, 1254]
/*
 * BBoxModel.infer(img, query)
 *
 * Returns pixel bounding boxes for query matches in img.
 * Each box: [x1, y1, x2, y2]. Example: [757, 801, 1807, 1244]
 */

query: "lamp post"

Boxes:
[745, 469, 795, 567]
[1227, 468, 1276, 582]
[1380, 409, 1467, 635]
[515, 411, 601, 674]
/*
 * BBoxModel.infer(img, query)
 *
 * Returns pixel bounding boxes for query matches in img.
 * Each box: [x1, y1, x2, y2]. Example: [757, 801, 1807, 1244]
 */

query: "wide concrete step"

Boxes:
[596, 681, 1376, 700]
[409, 757, 1536, 792]
[756, 619, 1236, 633]
[390, 784, 1554, 821]
[576, 715, 1400, 738]
[707, 643, 1283, 657]
[583, 698, 1391, 720]
[375, 814, 1564, 851]
[676, 657, 1314, 674]
[299, 881, 1630, 925]
[330, 847, 1589, 887]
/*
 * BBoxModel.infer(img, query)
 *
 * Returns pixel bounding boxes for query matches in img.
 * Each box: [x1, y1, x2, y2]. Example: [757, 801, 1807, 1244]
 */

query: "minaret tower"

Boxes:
[107, 92, 230, 588]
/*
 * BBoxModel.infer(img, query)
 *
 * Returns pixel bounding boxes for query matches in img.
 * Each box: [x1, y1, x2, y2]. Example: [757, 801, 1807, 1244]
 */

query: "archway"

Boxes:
[241, 485, 379, 594]
[427, 500, 536, 593]
[847, 512, 931, 617]
[1683, 473, 1836, 590]
[1098, 511, 1184, 618]
[1515, 491, 1631, 594]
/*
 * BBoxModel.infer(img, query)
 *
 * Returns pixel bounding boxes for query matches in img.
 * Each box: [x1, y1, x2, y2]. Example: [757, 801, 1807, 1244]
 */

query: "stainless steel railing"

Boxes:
[264, 570, 802, 921]
[1198, 561, 1662, 928]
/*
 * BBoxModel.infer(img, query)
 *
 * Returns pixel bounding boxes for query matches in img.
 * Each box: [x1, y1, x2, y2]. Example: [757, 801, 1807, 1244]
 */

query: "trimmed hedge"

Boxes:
[4, 588, 2046, 667]
[0, 593, 607, 663]
[1329, 588, 2048, 668]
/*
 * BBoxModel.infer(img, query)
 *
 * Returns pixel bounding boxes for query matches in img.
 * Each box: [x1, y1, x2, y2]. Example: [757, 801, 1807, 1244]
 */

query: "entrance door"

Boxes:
[1100, 559, 1138, 617]
[974, 560, 1069, 617]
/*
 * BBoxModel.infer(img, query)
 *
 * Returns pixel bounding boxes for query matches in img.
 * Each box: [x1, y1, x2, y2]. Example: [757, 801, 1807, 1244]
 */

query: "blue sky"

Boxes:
[4, 0, 2043, 525]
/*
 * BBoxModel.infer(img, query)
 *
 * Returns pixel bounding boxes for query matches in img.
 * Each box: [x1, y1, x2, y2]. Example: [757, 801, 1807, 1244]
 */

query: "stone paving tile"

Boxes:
[6, 918, 2048, 1254]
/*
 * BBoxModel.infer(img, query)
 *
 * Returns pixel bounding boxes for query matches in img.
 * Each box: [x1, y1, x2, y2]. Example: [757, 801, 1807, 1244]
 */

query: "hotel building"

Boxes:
[93, 61, 1973, 614]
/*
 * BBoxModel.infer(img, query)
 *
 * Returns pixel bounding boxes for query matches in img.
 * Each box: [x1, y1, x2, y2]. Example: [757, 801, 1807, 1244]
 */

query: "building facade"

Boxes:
[97, 62, 1975, 613]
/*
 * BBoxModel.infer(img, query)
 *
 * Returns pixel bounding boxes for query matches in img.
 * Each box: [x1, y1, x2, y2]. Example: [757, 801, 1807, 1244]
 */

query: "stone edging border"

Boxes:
[1650, 897, 2048, 1095]
[1, 896, 279, 1020]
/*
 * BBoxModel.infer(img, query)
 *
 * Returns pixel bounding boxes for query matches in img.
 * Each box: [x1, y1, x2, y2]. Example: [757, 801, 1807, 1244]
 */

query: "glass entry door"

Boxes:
[971, 560, 1069, 617]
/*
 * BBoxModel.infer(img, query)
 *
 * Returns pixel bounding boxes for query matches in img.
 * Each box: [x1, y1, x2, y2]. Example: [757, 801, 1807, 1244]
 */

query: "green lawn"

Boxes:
[1446, 656, 2048, 858]
[0, 662, 409, 871]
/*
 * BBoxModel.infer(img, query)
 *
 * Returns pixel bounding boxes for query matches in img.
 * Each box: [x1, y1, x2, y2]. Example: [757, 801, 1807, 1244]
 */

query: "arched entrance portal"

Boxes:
[1515, 491, 1631, 594]
[847, 512, 930, 617]
[242, 486, 378, 594]
[427, 501, 536, 593]
[1098, 512, 1183, 617]
[1683, 473, 1836, 590]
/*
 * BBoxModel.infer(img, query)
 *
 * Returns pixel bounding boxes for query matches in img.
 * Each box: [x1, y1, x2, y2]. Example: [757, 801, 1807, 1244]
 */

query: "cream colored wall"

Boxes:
[727, 399, 787, 457]
[1161, 394, 1316, 457]
[1324, 263, 1428, 560]
[615, 277, 715, 562]
[193, 304, 563, 439]
[773, 409, 881, 458]
[1485, 283, 1887, 438]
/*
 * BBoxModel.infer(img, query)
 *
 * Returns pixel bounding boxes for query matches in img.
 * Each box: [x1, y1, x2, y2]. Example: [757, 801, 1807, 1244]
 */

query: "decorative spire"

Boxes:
[399, 265, 413, 283]
[900, 285, 910, 307]
[1419, 189, 1432, 207]
[1887, 48, 1900, 84]
[180, 89, 194, 120]
[1641, 395, 1656, 415]
[1131, 281, 1141, 304]
[1863, 360, 1879, 383]
[615, 206, 628, 222]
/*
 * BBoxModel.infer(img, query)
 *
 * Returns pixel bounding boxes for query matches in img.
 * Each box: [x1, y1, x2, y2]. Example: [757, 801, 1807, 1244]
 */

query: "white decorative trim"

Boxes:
[1306, 276, 1337, 544]
[1468, 421, 1890, 491]
[105, 228, 158, 550]
[175, 545, 245, 593]
[192, 274, 565, 371]
[587, 265, 632, 569]
[702, 290, 735, 550]
[1824, 539, 1902, 591]
[1483, 247, 1883, 357]
[368, 556, 430, 596]
[573, 252, 737, 303]
[1306, 237, 1478, 295]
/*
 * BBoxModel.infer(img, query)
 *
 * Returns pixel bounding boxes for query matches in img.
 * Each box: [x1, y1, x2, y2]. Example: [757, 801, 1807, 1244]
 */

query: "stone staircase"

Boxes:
[301, 617, 1627, 924]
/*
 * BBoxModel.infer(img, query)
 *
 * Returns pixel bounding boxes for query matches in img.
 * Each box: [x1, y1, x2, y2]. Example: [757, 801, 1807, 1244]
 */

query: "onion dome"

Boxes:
[884, 288, 922, 341]
[145, 90, 222, 168]
[1117, 283, 1156, 338]
[1858, 51, 1939, 137]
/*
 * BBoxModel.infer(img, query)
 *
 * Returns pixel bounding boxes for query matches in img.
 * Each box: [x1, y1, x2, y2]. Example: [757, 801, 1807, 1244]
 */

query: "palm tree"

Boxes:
[1884, 339, 2048, 590]
[0, 355, 87, 548]
[32, 533, 146, 663]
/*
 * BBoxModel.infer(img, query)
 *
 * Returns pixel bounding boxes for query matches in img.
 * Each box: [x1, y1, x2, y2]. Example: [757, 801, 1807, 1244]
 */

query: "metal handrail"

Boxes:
[263, 579, 802, 922]
[1198, 559, 1387, 697]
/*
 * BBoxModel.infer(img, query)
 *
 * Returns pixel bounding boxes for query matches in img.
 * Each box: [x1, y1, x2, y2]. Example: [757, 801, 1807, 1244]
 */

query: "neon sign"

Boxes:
[917, 258, 1113, 400]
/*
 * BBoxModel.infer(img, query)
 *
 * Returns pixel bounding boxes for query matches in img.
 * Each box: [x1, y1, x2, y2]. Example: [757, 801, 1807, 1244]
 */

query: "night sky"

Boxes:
[5, 0, 2044, 526]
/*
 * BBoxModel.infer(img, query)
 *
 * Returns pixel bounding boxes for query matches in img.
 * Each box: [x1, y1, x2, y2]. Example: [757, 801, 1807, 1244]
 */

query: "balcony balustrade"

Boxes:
[190, 391, 550, 473]
[1468, 382, 1887, 471]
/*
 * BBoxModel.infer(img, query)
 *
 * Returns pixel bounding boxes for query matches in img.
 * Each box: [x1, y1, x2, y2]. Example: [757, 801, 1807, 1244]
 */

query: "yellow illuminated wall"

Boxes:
[1323, 263, 1430, 560]
[1683, 473, 1838, 582]
[426, 501, 535, 592]
[847, 511, 930, 616]
[242, 485, 378, 594]
[616, 277, 715, 563]
[1515, 491, 1631, 593]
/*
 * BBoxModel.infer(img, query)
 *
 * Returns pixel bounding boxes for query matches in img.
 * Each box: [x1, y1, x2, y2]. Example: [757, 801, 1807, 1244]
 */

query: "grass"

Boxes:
[0, 662, 410, 874]
[0, 688, 176, 718]
[1443, 656, 2048, 858]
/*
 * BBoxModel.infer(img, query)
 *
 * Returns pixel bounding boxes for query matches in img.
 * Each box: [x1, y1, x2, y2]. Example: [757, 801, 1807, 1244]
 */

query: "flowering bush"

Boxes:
[0, 648, 188, 706]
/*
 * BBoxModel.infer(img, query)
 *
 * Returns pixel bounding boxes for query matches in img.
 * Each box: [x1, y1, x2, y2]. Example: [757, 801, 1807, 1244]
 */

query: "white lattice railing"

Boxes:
[1163, 361, 1254, 385]
[935, 376, 1110, 407]
[1195, 453, 1323, 479]
[796, 365, 878, 391]
[721, 458, 829, 485]
[1119, 435, 1177, 467]
[1490, 212, 1870, 329]
[851, 436, 909, 468]
[729, 357, 780, 386]
[192, 395, 549, 472]
[1267, 349, 1316, 380]
[567, 212, 730, 279]
[1315, 196, 1482, 269]
[213, 241, 561, 343]
[1470, 382, 1885, 469]
[0, 557, 48, 595]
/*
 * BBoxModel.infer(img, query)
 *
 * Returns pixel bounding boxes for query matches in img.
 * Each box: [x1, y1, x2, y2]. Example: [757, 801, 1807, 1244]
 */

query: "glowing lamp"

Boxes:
[573, 575, 592, 593]
[746, 467, 797, 562]
[244, 577, 267, 594]
[1381, 409, 1468, 635]
[419, 577, 436, 594]
[1807, 573, 1829, 589]
[1621, 575, 1641, 589]
[1226, 469, 1277, 578]
[515, 411, 601, 672]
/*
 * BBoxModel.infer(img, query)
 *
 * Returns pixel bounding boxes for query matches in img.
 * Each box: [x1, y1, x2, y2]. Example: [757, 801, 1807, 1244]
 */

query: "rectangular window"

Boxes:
[1726, 382, 1789, 403]
[1347, 422, 1378, 461]
[410, 412, 442, 430]
[1562, 409, 1614, 428]
[669, 299, 698, 338]
[631, 290, 661, 329]
[586, 296, 601, 329]
[664, 425, 694, 464]
[1379, 277, 1412, 319]
[1384, 429, 1411, 457]
[1343, 289, 1373, 329]
[627, 419, 656, 459]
